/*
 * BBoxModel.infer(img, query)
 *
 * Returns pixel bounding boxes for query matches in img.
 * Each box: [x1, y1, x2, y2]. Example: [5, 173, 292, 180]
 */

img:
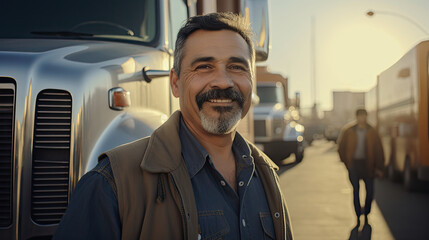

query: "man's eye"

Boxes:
[195, 65, 212, 70]
[229, 65, 246, 71]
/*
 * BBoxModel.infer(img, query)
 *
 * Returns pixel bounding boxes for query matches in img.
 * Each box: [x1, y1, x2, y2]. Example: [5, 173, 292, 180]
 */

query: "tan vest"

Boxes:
[103, 111, 293, 239]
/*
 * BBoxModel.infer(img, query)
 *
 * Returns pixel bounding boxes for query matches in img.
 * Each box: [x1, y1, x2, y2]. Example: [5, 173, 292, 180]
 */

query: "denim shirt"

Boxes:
[179, 119, 276, 240]
[54, 120, 276, 240]
[53, 158, 121, 240]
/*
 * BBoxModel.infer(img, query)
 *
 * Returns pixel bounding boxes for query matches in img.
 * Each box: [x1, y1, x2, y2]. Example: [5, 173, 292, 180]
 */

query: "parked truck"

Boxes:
[253, 66, 304, 163]
[369, 40, 429, 191]
[0, 0, 269, 239]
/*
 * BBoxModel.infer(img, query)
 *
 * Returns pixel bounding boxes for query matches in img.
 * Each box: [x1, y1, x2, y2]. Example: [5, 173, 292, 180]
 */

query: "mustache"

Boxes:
[196, 88, 245, 110]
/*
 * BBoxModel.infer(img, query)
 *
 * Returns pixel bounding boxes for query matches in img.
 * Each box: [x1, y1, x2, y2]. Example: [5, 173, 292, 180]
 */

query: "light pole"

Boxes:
[366, 10, 429, 35]
[310, 16, 317, 110]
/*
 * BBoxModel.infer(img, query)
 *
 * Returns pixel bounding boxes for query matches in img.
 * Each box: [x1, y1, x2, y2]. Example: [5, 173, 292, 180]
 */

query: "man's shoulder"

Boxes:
[91, 156, 118, 197]
[110, 137, 150, 154]
[103, 110, 182, 162]
[342, 121, 358, 132]
[246, 140, 279, 171]
[366, 123, 376, 131]
[365, 124, 379, 135]
[100, 137, 151, 167]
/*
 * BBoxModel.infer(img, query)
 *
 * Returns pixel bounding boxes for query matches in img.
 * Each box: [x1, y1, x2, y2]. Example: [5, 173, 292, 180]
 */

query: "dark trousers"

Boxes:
[348, 159, 374, 217]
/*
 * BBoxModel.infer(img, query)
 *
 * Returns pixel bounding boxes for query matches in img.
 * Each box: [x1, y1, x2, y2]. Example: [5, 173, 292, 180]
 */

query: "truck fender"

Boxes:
[85, 109, 168, 172]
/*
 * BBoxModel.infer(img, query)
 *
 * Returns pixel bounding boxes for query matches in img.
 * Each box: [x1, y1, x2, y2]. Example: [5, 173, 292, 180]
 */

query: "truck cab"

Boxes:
[0, 0, 194, 238]
[0, 0, 271, 238]
[253, 67, 304, 163]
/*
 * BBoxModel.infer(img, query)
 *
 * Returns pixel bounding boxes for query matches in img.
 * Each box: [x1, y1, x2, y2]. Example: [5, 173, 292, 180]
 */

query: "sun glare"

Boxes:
[320, 21, 403, 90]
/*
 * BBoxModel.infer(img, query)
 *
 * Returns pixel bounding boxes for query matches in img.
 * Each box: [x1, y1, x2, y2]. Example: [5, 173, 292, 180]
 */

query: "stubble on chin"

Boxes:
[195, 88, 245, 134]
[199, 106, 242, 134]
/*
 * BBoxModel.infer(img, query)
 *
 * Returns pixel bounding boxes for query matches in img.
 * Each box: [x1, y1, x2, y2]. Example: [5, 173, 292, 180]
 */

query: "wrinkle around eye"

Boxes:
[194, 64, 214, 72]
[228, 65, 247, 71]
[228, 66, 251, 76]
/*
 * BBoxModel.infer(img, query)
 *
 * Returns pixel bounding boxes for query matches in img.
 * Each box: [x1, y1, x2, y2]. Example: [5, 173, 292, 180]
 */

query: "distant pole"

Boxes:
[366, 10, 429, 35]
[311, 16, 317, 108]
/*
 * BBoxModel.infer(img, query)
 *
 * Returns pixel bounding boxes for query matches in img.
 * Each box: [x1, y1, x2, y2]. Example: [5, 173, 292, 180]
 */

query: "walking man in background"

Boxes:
[337, 108, 384, 226]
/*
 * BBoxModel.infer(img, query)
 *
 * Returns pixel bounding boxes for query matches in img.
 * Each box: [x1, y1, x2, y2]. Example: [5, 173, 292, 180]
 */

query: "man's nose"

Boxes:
[209, 68, 234, 89]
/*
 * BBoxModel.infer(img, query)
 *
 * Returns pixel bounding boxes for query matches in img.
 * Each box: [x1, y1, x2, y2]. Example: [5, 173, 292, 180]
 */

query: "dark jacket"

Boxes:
[337, 122, 385, 177]
[103, 111, 294, 239]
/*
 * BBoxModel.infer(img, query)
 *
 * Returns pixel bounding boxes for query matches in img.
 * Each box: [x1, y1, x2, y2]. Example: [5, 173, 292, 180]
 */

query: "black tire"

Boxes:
[295, 143, 304, 162]
[404, 158, 420, 191]
[295, 151, 303, 162]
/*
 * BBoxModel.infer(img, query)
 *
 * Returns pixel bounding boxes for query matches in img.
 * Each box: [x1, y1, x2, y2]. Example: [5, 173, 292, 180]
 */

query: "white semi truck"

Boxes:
[253, 66, 305, 163]
[0, 0, 269, 238]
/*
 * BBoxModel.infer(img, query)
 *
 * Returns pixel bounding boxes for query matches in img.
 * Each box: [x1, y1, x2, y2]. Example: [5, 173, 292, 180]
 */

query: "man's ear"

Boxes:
[170, 69, 180, 98]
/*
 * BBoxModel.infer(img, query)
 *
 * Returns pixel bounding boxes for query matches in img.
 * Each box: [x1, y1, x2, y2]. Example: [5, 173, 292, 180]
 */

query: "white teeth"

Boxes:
[209, 99, 232, 103]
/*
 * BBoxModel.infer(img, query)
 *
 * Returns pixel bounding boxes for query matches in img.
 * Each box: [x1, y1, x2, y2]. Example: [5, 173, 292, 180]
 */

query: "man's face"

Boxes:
[356, 113, 367, 125]
[171, 29, 253, 135]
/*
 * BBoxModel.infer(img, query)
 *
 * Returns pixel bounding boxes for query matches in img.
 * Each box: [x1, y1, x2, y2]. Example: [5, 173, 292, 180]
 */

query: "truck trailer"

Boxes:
[370, 40, 429, 191]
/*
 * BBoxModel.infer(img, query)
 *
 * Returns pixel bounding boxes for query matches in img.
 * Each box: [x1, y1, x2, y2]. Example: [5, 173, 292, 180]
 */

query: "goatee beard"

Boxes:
[196, 88, 244, 134]
[199, 108, 242, 134]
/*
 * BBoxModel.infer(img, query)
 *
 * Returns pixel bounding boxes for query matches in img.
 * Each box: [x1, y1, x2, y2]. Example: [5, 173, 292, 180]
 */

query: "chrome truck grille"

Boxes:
[0, 78, 15, 227]
[31, 90, 72, 225]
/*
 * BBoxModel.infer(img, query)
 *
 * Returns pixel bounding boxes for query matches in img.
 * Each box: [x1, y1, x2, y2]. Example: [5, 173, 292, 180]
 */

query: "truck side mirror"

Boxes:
[241, 0, 270, 61]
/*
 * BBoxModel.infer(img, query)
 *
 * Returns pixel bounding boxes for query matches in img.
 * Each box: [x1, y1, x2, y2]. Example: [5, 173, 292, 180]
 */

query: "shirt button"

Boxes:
[220, 180, 226, 186]
[242, 219, 246, 227]
[238, 181, 244, 187]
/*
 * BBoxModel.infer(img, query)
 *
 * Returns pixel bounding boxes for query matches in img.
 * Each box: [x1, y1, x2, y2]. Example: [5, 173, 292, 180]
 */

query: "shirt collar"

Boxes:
[232, 130, 253, 170]
[179, 117, 253, 178]
[179, 118, 209, 178]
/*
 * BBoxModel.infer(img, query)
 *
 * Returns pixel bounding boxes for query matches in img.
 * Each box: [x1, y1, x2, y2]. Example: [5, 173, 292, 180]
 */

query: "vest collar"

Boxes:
[140, 111, 183, 173]
[248, 142, 279, 171]
[352, 122, 371, 131]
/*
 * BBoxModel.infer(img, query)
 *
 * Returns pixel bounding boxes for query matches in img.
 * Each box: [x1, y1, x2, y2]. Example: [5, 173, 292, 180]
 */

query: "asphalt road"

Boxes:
[277, 140, 429, 240]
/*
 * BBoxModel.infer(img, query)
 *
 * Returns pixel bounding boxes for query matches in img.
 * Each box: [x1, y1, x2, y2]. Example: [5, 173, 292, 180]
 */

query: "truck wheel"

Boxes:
[404, 158, 419, 191]
[295, 150, 303, 162]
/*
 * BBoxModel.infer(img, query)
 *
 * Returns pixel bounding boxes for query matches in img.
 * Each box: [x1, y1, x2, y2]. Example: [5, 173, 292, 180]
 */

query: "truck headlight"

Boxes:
[295, 124, 305, 132]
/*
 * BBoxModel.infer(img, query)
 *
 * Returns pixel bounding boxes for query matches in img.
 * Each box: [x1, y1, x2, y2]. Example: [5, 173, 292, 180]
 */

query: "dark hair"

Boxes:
[355, 108, 367, 116]
[173, 12, 255, 77]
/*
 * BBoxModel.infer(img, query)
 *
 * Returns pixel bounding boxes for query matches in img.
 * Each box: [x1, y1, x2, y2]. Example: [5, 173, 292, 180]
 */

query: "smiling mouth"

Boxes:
[196, 88, 244, 110]
[208, 99, 233, 103]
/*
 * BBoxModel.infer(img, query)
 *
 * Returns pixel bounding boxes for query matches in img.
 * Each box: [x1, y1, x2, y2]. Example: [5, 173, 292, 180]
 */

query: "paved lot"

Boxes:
[277, 140, 429, 240]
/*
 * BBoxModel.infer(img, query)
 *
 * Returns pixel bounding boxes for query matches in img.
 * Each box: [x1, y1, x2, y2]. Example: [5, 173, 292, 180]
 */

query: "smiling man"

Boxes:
[54, 13, 293, 240]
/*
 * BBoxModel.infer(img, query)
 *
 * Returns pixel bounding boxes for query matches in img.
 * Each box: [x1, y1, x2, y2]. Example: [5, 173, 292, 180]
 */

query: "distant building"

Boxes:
[323, 91, 365, 141]
[332, 91, 364, 122]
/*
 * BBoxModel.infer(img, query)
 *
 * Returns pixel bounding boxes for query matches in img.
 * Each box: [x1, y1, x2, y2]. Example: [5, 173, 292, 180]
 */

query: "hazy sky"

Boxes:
[264, 0, 429, 111]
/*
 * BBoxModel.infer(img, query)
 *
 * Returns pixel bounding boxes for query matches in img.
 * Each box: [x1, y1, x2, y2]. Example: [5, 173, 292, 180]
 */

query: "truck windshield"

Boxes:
[0, 0, 158, 44]
[257, 85, 285, 104]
